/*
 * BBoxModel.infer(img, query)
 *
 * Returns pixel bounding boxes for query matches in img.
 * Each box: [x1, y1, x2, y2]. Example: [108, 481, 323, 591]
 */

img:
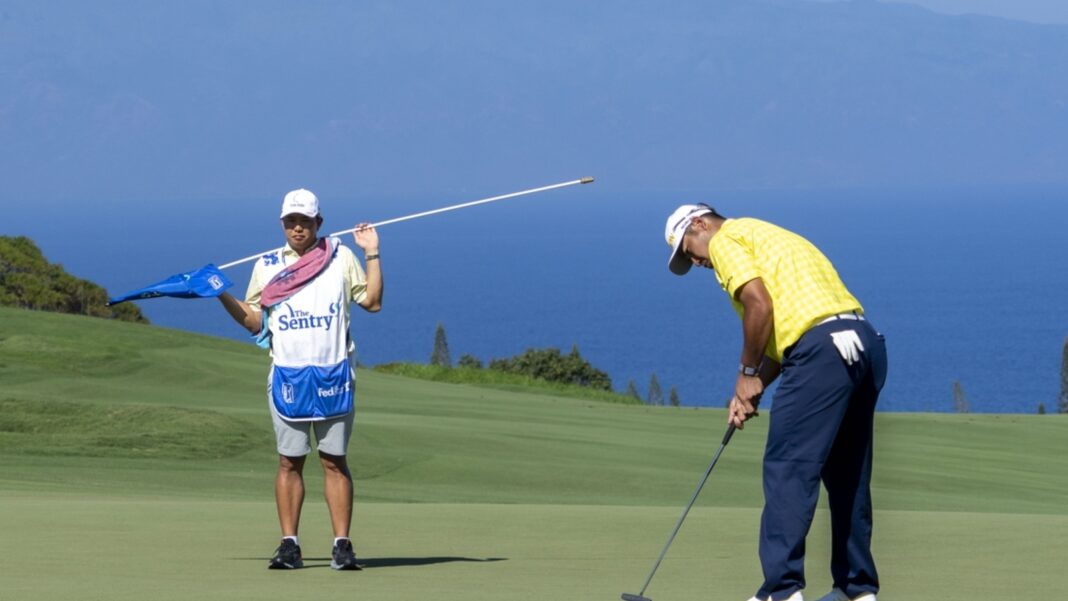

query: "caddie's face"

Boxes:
[281, 213, 321, 253]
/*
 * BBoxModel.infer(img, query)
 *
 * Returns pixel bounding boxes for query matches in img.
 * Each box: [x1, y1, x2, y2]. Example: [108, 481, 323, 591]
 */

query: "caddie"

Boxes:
[218, 188, 382, 571]
[664, 203, 887, 601]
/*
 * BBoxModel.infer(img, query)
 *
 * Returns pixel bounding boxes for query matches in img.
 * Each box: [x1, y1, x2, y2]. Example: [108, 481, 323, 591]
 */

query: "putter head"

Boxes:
[622, 594, 652, 601]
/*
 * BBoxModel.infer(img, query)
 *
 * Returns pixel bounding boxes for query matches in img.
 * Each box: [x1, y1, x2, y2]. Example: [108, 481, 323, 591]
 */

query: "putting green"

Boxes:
[3, 494, 1063, 600]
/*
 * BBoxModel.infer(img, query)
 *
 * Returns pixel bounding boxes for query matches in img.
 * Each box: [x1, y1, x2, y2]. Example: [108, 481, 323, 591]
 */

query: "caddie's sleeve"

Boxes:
[245, 261, 266, 310]
[340, 246, 368, 305]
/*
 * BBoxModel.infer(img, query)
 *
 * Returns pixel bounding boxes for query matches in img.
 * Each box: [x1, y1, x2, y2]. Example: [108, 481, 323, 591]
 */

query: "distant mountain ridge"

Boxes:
[1, 0, 1065, 201]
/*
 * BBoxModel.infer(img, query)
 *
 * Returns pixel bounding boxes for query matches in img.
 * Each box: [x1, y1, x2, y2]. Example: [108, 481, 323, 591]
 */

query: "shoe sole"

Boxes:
[330, 560, 363, 571]
[268, 559, 304, 569]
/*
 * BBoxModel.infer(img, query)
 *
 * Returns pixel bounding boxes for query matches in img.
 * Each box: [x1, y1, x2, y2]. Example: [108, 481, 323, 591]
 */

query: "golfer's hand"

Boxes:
[728, 395, 759, 429]
[735, 372, 764, 405]
[352, 223, 379, 252]
[730, 374, 764, 429]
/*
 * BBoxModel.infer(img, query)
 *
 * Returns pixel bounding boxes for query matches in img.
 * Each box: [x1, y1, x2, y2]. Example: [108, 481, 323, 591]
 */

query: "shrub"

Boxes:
[0, 236, 148, 323]
[488, 344, 611, 390]
[457, 354, 483, 369]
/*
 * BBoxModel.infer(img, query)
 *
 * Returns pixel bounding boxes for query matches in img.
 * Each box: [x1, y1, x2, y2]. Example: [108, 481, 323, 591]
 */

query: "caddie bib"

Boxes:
[264, 239, 353, 421]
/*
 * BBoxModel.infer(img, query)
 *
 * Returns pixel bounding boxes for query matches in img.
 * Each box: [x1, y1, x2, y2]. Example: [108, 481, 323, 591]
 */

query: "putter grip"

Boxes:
[722, 423, 737, 445]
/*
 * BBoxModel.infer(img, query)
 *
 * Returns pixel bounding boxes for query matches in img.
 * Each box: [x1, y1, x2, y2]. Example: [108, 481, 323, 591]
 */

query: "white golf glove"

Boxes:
[830, 330, 865, 365]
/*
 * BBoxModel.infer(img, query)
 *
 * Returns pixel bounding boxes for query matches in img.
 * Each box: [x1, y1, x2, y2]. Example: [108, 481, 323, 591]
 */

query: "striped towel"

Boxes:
[260, 237, 337, 308]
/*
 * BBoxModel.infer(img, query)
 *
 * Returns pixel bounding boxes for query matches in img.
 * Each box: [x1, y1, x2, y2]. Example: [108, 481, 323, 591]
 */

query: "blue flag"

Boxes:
[108, 264, 233, 306]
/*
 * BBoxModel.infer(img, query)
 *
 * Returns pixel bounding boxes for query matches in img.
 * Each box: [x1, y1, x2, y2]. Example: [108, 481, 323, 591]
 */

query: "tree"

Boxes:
[647, 373, 663, 406]
[457, 354, 482, 369]
[952, 380, 970, 413]
[430, 322, 451, 368]
[625, 379, 641, 400]
[669, 386, 680, 407]
[0, 235, 148, 323]
[1060, 338, 1068, 414]
[488, 345, 612, 390]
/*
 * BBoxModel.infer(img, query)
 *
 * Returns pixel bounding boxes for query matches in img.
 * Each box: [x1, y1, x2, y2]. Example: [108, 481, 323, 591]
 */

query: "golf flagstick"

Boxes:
[218, 177, 594, 270]
[622, 423, 737, 601]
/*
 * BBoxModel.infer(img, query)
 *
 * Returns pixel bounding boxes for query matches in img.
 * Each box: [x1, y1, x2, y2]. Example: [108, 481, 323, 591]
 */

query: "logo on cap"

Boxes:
[280, 188, 320, 218]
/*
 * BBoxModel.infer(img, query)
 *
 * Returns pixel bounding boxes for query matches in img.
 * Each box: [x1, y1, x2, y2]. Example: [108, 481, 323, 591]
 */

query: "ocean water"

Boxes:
[14, 185, 1068, 413]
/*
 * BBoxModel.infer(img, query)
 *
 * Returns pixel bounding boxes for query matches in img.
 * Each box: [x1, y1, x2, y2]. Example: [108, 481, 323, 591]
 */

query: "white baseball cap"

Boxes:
[280, 188, 320, 218]
[665, 203, 714, 275]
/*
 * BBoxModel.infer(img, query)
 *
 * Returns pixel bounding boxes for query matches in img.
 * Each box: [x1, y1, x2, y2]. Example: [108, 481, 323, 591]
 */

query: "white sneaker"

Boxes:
[813, 588, 875, 601]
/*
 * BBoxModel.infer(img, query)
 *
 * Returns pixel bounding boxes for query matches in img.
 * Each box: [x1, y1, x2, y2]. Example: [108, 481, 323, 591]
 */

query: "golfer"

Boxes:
[218, 188, 383, 571]
[664, 204, 886, 601]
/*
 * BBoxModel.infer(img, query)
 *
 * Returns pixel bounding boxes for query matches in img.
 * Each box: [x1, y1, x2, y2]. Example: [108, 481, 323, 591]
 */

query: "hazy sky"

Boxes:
[4, 0, 1066, 203]
[823, 0, 1068, 23]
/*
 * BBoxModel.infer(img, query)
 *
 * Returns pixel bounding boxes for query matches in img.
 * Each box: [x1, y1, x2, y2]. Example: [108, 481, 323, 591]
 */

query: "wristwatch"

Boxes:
[739, 363, 760, 377]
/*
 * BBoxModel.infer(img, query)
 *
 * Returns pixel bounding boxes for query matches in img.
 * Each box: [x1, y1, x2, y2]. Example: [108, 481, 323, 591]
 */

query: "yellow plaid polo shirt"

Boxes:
[707, 218, 862, 362]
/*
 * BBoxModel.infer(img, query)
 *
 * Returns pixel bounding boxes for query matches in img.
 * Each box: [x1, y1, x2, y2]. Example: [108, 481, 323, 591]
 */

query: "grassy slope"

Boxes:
[1, 306, 1066, 599]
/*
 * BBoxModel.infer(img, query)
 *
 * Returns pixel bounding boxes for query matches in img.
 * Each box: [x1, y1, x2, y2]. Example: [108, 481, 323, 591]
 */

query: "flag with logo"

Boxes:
[107, 264, 233, 306]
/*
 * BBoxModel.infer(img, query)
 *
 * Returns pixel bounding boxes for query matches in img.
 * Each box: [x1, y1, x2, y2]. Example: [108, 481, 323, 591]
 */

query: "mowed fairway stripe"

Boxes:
[3, 494, 1064, 600]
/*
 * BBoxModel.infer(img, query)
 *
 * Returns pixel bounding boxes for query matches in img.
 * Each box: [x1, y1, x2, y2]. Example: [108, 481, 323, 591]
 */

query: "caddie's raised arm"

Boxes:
[351, 223, 382, 313]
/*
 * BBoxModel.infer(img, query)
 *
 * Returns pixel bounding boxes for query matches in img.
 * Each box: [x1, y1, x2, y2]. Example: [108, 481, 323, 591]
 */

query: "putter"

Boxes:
[621, 423, 737, 601]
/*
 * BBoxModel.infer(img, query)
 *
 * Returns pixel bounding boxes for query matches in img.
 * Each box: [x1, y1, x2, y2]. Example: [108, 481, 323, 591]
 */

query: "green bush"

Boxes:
[488, 344, 611, 390]
[457, 353, 483, 369]
[0, 236, 148, 323]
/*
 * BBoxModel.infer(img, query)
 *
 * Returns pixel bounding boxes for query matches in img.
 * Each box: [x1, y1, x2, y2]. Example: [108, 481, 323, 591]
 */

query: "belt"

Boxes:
[817, 311, 865, 326]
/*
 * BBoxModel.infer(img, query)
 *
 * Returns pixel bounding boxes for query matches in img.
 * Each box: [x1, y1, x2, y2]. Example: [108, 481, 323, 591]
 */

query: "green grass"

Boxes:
[4, 497, 1064, 601]
[0, 397, 267, 459]
[1, 306, 1066, 599]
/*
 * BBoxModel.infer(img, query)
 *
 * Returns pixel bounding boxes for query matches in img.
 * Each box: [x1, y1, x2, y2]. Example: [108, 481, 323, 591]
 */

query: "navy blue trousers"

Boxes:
[756, 318, 887, 601]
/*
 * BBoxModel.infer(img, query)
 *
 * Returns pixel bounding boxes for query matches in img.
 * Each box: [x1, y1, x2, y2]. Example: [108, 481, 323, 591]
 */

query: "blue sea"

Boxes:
[17, 185, 1068, 413]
